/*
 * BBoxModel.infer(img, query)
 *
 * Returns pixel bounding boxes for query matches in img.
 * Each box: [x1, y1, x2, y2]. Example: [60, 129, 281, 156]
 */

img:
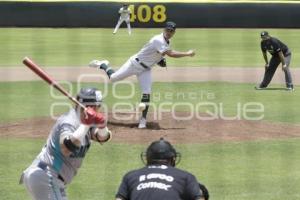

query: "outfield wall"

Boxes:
[1, 2, 300, 28]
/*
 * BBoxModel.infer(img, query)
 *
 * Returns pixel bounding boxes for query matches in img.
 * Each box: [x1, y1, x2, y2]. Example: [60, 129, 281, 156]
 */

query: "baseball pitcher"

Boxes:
[89, 21, 195, 129]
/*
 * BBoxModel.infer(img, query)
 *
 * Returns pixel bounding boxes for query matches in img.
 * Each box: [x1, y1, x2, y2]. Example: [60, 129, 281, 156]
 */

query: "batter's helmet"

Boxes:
[141, 138, 181, 167]
[76, 87, 102, 106]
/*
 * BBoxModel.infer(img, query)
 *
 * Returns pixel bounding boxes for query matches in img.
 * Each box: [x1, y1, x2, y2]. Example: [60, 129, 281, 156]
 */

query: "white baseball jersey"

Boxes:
[35, 108, 91, 184]
[119, 7, 131, 20]
[109, 33, 171, 94]
[134, 33, 171, 68]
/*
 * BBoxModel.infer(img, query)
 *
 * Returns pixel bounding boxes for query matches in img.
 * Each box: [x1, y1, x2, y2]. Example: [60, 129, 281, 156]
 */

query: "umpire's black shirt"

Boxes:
[261, 37, 290, 57]
[116, 164, 202, 200]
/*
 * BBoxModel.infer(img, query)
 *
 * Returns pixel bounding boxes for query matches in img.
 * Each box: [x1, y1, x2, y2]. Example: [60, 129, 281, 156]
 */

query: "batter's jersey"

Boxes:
[116, 164, 203, 200]
[119, 7, 131, 19]
[261, 37, 290, 57]
[134, 33, 171, 68]
[34, 108, 91, 184]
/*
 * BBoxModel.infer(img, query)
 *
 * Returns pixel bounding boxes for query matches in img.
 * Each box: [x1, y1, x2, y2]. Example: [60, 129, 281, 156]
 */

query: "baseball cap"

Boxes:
[165, 21, 176, 31]
[77, 87, 102, 106]
[260, 31, 269, 37]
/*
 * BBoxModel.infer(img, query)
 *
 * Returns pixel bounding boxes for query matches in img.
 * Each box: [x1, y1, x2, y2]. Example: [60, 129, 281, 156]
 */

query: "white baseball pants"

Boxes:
[21, 165, 67, 200]
[110, 58, 152, 94]
[113, 17, 131, 34]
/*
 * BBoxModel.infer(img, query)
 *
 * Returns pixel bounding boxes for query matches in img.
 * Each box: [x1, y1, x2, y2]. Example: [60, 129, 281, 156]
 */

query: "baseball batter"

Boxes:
[113, 4, 131, 35]
[19, 88, 112, 200]
[89, 21, 195, 128]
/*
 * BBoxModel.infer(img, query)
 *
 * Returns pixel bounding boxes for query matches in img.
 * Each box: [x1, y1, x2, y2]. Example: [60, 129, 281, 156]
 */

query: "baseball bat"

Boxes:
[22, 57, 86, 109]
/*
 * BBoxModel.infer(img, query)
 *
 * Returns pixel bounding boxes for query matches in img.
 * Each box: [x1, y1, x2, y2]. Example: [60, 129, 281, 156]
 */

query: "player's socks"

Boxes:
[99, 63, 115, 78]
[106, 68, 115, 78]
[141, 94, 150, 119]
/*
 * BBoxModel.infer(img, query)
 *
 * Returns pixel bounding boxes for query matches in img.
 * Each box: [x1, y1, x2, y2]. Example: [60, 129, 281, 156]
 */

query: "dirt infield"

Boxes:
[1, 66, 299, 144]
[1, 112, 300, 144]
[1, 66, 300, 84]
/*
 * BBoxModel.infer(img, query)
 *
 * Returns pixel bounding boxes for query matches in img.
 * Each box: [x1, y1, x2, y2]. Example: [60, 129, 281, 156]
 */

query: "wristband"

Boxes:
[72, 124, 90, 143]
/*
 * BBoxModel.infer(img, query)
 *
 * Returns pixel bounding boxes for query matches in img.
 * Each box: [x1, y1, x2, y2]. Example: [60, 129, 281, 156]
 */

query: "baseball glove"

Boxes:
[199, 183, 209, 200]
[157, 58, 167, 67]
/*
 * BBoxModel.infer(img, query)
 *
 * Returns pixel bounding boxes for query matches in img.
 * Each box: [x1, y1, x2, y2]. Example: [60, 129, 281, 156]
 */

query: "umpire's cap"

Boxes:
[142, 138, 181, 166]
[165, 21, 176, 31]
[260, 31, 269, 37]
[76, 87, 102, 106]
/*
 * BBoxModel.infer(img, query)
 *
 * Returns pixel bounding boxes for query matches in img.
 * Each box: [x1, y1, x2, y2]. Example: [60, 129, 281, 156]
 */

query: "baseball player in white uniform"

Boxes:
[89, 22, 195, 129]
[20, 88, 112, 200]
[113, 4, 131, 35]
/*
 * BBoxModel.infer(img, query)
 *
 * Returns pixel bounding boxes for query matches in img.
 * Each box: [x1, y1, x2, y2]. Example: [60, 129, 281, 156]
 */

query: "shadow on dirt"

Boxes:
[108, 121, 185, 130]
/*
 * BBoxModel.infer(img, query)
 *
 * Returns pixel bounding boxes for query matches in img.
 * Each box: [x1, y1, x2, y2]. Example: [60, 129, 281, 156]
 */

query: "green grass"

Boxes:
[1, 138, 300, 200]
[1, 28, 300, 67]
[0, 81, 299, 123]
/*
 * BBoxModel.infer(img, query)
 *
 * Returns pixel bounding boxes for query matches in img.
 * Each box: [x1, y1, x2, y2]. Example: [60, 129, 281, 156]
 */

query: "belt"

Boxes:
[135, 58, 149, 69]
[37, 162, 65, 183]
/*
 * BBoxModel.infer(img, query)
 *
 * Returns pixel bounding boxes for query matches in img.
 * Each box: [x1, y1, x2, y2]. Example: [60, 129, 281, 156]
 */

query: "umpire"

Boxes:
[256, 31, 294, 91]
[115, 138, 209, 200]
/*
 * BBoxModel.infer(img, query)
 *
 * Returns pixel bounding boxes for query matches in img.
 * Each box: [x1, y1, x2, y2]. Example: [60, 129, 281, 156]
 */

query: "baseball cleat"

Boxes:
[254, 85, 266, 90]
[286, 86, 294, 91]
[89, 60, 109, 69]
[138, 117, 147, 129]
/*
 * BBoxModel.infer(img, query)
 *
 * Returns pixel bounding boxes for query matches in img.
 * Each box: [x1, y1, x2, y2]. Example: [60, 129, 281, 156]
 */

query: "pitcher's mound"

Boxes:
[1, 112, 300, 144]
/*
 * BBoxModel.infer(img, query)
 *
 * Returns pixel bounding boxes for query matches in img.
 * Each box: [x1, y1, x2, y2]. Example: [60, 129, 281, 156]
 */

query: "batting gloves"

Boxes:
[81, 107, 97, 125]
